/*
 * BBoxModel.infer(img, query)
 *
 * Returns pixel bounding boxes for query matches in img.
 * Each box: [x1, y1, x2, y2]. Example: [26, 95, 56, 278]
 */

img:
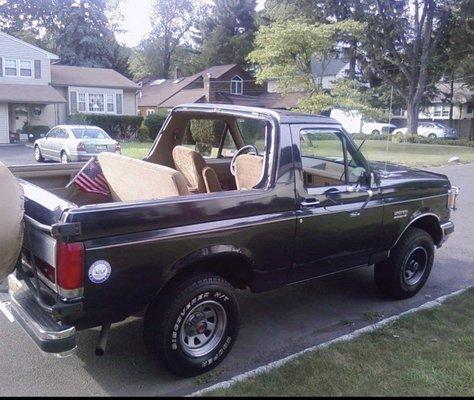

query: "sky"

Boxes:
[116, 0, 266, 47]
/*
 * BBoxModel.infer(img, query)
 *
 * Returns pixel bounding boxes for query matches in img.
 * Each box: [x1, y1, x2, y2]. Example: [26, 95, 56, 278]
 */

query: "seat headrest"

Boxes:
[98, 153, 189, 202]
[235, 154, 264, 190]
[172, 146, 207, 193]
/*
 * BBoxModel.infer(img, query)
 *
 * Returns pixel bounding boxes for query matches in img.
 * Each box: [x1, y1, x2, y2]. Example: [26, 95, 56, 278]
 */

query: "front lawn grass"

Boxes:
[355, 140, 474, 167]
[121, 140, 474, 167]
[121, 142, 154, 159]
[206, 289, 474, 397]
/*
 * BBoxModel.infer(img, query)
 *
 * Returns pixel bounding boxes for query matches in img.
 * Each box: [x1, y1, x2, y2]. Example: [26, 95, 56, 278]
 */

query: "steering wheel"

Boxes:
[230, 145, 259, 176]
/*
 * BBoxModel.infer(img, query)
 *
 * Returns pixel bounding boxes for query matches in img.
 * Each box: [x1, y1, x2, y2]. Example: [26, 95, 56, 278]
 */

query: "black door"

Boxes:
[289, 125, 383, 283]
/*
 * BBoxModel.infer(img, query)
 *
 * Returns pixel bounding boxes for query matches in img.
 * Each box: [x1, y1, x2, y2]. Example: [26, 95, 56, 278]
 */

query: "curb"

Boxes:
[189, 287, 472, 396]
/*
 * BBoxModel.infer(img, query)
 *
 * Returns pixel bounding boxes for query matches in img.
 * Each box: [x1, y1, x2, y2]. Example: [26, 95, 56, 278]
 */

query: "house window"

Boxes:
[4, 59, 17, 76]
[78, 93, 86, 112]
[231, 76, 243, 95]
[107, 94, 115, 112]
[19, 60, 32, 77]
[89, 94, 104, 112]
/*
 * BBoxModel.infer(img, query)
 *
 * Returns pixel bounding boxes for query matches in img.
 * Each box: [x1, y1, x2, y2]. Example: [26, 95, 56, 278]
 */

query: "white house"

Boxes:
[0, 31, 139, 143]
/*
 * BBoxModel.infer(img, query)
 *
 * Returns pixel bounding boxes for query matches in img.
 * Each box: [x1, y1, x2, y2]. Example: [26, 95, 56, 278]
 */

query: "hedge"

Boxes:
[68, 114, 143, 140]
[144, 110, 169, 140]
[22, 125, 50, 135]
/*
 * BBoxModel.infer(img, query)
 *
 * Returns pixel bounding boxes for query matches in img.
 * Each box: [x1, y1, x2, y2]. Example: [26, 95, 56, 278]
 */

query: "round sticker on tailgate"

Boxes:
[89, 261, 112, 284]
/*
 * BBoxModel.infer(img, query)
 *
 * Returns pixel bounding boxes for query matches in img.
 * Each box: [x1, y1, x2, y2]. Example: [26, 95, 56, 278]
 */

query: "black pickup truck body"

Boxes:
[2, 104, 457, 375]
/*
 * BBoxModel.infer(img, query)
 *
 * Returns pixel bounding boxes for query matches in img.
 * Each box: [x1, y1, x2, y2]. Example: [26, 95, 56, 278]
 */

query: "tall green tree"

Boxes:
[144, 0, 203, 79]
[195, 0, 258, 67]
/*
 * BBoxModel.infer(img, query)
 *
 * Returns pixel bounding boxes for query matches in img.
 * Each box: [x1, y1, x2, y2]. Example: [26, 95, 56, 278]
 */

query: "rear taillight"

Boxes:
[77, 142, 86, 152]
[115, 142, 121, 154]
[56, 242, 84, 297]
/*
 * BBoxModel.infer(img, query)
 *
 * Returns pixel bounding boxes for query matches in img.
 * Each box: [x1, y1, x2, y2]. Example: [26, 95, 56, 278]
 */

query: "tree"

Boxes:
[248, 19, 363, 92]
[360, 0, 450, 134]
[145, 0, 202, 79]
[195, 0, 258, 67]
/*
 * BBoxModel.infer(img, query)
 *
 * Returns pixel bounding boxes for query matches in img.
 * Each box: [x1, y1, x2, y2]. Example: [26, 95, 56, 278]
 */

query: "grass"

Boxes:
[121, 142, 154, 159]
[121, 140, 474, 168]
[354, 140, 474, 167]
[205, 289, 474, 397]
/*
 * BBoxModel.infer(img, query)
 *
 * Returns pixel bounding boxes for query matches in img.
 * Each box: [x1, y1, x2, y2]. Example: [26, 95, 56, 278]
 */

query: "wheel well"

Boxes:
[162, 254, 253, 293]
[410, 215, 443, 246]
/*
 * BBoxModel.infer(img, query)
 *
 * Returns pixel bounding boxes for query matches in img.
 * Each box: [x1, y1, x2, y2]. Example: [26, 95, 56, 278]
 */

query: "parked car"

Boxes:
[23, 125, 50, 143]
[34, 125, 121, 164]
[393, 122, 458, 139]
[1, 104, 458, 378]
[330, 108, 397, 135]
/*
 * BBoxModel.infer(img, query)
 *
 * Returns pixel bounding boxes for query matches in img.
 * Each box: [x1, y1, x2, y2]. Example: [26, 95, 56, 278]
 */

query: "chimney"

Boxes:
[174, 66, 182, 80]
[204, 73, 216, 103]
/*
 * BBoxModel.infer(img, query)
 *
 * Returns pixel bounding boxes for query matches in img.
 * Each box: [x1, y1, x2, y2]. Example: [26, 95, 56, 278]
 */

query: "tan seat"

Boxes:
[172, 146, 222, 194]
[234, 154, 264, 190]
[98, 153, 189, 202]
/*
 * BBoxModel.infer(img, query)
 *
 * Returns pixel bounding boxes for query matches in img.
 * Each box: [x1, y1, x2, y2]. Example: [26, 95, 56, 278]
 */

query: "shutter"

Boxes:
[116, 93, 123, 115]
[70, 91, 78, 114]
[34, 60, 42, 79]
[0, 58, 3, 77]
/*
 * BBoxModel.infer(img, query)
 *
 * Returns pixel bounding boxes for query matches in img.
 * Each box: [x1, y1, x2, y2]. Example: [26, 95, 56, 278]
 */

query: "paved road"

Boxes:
[0, 144, 38, 166]
[0, 160, 472, 396]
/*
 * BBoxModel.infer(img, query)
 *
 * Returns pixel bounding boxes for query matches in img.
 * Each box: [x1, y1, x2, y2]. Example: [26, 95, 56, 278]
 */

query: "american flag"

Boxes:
[70, 158, 110, 196]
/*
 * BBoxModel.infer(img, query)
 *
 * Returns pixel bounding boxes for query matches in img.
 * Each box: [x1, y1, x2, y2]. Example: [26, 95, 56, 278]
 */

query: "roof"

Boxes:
[51, 65, 139, 89]
[138, 64, 238, 107]
[217, 92, 307, 109]
[173, 103, 339, 125]
[0, 84, 66, 103]
[0, 31, 59, 60]
[311, 57, 349, 77]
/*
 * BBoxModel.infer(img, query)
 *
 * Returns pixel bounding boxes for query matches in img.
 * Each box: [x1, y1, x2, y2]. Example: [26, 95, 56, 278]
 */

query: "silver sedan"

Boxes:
[34, 125, 121, 164]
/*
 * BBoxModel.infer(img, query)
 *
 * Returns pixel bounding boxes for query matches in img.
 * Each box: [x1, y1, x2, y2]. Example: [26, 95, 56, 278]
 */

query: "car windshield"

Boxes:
[72, 127, 110, 139]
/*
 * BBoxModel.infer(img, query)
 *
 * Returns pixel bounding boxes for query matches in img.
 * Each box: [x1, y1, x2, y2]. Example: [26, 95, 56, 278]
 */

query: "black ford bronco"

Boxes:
[0, 104, 458, 377]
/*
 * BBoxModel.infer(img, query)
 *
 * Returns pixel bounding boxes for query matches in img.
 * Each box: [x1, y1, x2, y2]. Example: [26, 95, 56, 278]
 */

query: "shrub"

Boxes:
[352, 133, 391, 141]
[137, 126, 151, 142]
[144, 110, 169, 140]
[188, 119, 226, 147]
[68, 114, 143, 140]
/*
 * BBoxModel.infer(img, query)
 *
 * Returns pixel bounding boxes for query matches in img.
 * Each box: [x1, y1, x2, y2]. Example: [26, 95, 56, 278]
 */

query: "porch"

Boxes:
[0, 84, 66, 144]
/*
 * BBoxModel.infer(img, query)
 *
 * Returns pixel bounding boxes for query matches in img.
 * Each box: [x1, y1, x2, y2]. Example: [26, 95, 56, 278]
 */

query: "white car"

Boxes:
[393, 122, 458, 139]
[330, 109, 396, 135]
[361, 119, 397, 136]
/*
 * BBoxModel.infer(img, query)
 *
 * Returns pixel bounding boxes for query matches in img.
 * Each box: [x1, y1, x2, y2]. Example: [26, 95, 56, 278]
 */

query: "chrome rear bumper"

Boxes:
[0, 275, 76, 356]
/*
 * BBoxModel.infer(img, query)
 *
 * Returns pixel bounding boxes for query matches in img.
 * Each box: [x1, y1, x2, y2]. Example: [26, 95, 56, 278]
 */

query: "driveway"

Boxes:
[0, 164, 473, 396]
[0, 144, 37, 166]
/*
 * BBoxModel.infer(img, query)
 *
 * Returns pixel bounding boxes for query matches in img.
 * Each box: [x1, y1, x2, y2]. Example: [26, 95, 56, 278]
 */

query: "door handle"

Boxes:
[301, 198, 321, 208]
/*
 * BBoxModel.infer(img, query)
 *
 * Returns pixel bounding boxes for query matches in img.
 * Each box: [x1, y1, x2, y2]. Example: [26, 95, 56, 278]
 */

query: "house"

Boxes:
[267, 57, 354, 93]
[137, 64, 302, 115]
[392, 81, 474, 138]
[0, 31, 139, 143]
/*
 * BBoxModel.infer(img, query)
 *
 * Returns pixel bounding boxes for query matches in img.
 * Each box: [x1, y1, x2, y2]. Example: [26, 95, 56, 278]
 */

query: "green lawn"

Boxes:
[355, 140, 474, 167]
[121, 140, 474, 168]
[121, 142, 154, 159]
[205, 289, 474, 397]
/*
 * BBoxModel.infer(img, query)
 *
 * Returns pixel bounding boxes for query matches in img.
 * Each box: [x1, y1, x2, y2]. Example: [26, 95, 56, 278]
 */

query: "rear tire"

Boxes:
[372, 130, 381, 136]
[375, 227, 434, 300]
[428, 133, 437, 139]
[143, 273, 240, 377]
[34, 146, 44, 162]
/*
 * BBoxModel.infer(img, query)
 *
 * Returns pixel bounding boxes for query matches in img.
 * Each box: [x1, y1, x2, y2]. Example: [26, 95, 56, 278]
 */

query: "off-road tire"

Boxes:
[143, 273, 240, 377]
[375, 227, 434, 300]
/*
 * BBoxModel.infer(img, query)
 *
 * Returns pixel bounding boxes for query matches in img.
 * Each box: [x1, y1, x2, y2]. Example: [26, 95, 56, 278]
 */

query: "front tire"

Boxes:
[428, 133, 437, 139]
[34, 146, 44, 162]
[144, 273, 240, 377]
[375, 227, 434, 300]
[372, 130, 381, 136]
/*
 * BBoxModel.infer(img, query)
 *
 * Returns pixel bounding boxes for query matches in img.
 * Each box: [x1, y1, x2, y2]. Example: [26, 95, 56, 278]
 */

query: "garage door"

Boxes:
[0, 104, 9, 144]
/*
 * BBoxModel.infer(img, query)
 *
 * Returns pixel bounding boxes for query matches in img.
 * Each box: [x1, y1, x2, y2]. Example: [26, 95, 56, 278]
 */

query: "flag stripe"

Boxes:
[72, 160, 110, 197]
